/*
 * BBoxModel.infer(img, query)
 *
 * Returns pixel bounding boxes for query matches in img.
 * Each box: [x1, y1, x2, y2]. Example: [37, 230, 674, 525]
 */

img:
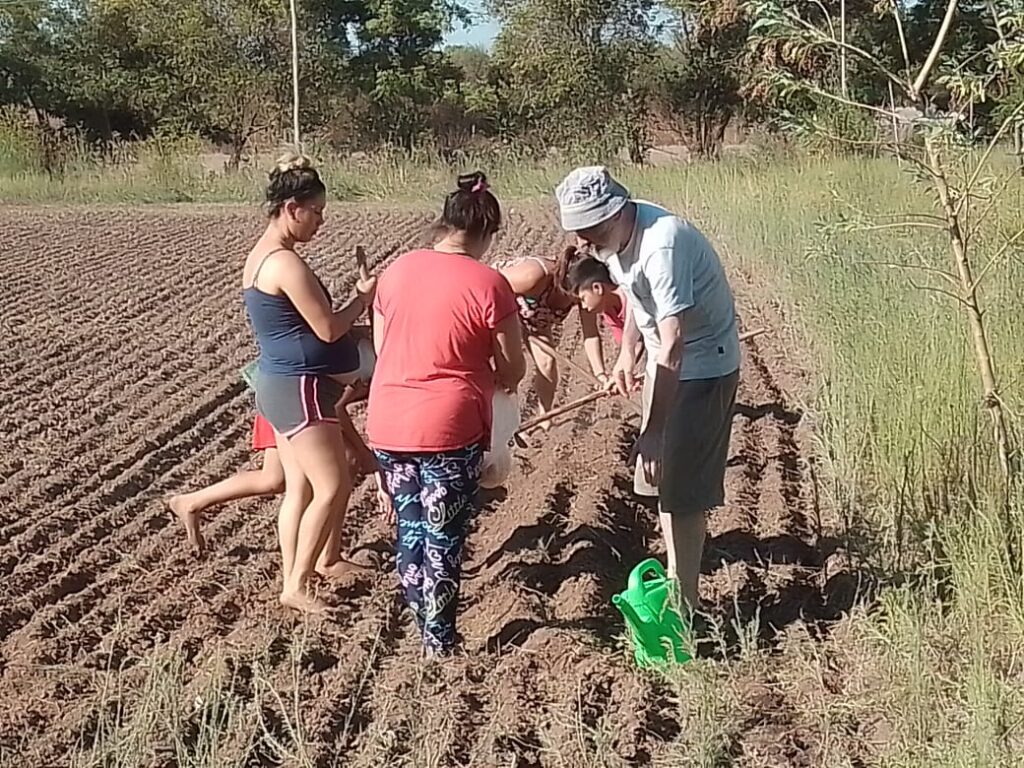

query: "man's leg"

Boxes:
[659, 370, 739, 616]
[634, 367, 659, 499]
[659, 510, 707, 611]
[527, 335, 559, 428]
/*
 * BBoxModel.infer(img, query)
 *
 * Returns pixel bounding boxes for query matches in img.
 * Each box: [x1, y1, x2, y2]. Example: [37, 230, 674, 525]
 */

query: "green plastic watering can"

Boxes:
[612, 558, 692, 668]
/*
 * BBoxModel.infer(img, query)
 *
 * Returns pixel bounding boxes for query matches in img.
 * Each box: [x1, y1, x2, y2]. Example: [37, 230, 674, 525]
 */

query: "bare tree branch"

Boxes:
[969, 169, 1021, 240]
[889, 0, 912, 83]
[808, 0, 837, 40]
[909, 278, 968, 307]
[856, 259, 959, 286]
[801, 82, 903, 121]
[856, 221, 946, 233]
[957, 101, 1024, 217]
[783, 7, 910, 96]
[968, 226, 1024, 294]
[911, 0, 958, 100]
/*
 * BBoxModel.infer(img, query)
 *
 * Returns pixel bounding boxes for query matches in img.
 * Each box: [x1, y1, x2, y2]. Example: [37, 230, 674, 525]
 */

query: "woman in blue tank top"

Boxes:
[242, 153, 376, 614]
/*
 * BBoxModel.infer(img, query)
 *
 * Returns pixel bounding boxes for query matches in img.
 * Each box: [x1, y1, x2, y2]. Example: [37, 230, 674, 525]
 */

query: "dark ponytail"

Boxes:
[553, 245, 582, 294]
[265, 152, 326, 217]
[436, 170, 502, 239]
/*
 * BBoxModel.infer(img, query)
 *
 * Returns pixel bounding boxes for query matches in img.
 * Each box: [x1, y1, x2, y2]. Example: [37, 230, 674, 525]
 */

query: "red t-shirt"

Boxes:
[601, 289, 628, 344]
[367, 249, 518, 452]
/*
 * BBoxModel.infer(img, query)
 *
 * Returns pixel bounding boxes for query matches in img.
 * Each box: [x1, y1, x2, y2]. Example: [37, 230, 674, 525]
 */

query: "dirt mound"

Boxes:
[0, 204, 858, 765]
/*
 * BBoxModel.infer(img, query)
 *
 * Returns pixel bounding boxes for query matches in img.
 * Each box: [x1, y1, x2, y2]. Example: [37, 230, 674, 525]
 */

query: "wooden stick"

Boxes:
[739, 327, 768, 342]
[355, 245, 370, 282]
[526, 327, 767, 419]
[526, 334, 643, 415]
[517, 390, 611, 435]
[356, 245, 373, 332]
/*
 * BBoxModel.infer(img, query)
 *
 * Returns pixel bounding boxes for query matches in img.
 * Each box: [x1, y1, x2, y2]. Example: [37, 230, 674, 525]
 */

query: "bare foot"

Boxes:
[279, 588, 330, 614]
[316, 558, 374, 582]
[167, 495, 204, 556]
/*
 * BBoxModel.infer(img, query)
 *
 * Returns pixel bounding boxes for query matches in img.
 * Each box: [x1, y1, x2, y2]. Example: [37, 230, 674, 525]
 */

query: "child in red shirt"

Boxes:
[367, 172, 526, 656]
[567, 255, 645, 389]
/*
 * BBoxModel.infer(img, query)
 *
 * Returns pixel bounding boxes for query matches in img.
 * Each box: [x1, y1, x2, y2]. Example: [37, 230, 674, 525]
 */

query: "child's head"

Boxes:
[566, 256, 617, 312]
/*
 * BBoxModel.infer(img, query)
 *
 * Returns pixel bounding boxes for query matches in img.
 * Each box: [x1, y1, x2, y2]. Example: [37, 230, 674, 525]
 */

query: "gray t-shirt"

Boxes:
[605, 201, 739, 381]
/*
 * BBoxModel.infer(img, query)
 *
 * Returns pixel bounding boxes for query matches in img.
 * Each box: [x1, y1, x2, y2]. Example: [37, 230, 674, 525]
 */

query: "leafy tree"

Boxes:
[489, 0, 656, 158]
[749, 0, 1023, 477]
[651, 0, 748, 158]
[347, 0, 467, 148]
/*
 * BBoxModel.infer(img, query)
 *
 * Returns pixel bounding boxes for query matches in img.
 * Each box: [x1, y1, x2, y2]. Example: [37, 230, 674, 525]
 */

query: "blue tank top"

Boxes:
[243, 250, 360, 376]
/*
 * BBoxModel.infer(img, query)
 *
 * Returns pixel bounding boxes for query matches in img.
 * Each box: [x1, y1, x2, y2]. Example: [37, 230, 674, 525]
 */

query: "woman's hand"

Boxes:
[355, 274, 377, 305]
[375, 472, 395, 524]
[353, 444, 378, 477]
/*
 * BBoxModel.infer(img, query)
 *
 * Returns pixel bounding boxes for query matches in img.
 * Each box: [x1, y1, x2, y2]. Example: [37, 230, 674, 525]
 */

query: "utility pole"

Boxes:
[840, 0, 848, 97]
[289, 0, 300, 147]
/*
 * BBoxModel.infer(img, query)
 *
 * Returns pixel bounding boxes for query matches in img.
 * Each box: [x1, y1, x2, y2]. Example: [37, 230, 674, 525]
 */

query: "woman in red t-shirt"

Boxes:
[367, 172, 526, 656]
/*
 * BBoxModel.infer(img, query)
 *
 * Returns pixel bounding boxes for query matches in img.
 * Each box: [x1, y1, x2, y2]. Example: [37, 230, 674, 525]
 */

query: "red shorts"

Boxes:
[252, 414, 277, 451]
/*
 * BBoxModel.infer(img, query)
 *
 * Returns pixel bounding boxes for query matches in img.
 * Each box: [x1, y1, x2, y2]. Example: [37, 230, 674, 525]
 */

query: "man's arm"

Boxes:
[634, 243, 694, 485]
[644, 314, 683, 434]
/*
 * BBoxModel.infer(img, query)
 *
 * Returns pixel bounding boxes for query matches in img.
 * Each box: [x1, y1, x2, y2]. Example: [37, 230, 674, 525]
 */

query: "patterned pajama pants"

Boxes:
[374, 444, 483, 653]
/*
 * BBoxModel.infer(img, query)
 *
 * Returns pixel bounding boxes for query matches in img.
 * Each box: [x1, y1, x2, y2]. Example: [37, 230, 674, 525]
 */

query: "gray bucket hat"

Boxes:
[555, 166, 630, 231]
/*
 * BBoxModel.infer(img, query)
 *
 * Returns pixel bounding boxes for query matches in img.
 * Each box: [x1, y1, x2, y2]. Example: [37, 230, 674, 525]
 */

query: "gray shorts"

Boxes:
[658, 369, 739, 515]
[255, 372, 344, 438]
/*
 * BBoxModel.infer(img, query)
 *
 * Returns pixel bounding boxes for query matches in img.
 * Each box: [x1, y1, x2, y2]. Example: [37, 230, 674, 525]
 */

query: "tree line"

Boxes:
[1, 0, 1019, 167]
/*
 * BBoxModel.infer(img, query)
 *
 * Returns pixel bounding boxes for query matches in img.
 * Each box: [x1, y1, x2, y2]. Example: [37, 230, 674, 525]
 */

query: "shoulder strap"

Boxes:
[249, 247, 289, 290]
[527, 256, 550, 276]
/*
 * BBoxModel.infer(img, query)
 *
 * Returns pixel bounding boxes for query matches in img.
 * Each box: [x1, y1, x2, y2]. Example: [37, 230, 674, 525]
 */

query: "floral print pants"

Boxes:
[375, 444, 483, 653]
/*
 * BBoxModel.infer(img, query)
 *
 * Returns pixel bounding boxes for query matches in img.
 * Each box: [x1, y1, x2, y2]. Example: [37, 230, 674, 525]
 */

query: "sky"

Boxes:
[441, 2, 678, 51]
[443, 2, 501, 50]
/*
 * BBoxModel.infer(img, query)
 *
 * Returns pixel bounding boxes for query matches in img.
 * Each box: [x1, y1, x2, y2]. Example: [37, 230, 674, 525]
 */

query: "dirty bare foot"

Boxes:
[316, 558, 374, 582]
[167, 495, 204, 556]
[279, 588, 330, 615]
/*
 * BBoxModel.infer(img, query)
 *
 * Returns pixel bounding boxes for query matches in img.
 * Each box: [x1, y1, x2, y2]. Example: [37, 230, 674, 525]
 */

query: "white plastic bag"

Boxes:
[480, 390, 521, 489]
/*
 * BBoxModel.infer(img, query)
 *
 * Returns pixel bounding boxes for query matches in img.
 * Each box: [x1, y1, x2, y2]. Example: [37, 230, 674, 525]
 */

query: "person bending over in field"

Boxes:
[496, 245, 605, 427]
[566, 255, 661, 501]
[242, 152, 376, 614]
[565, 255, 646, 390]
[367, 171, 526, 656]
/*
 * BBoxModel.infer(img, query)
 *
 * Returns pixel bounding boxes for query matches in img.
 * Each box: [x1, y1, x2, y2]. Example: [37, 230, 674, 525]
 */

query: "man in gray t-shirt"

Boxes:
[555, 165, 740, 619]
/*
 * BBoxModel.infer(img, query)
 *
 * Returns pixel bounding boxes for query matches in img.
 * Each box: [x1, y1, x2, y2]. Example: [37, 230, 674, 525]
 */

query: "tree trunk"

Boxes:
[1015, 121, 1023, 177]
[925, 136, 1015, 477]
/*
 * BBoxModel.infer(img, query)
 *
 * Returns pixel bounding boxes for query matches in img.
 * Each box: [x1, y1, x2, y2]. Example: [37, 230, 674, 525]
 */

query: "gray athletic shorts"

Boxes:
[636, 369, 739, 514]
[255, 372, 344, 438]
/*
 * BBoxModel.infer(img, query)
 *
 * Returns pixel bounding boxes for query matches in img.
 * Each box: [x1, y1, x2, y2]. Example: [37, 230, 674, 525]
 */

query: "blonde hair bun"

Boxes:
[273, 152, 314, 175]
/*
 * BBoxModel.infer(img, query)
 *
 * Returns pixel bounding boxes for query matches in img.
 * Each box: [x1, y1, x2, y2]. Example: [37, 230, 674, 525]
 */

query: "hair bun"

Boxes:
[273, 152, 314, 176]
[456, 171, 487, 193]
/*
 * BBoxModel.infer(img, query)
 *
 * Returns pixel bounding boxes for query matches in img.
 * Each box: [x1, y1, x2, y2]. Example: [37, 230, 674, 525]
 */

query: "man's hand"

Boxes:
[630, 427, 664, 486]
[594, 372, 616, 392]
[610, 348, 639, 397]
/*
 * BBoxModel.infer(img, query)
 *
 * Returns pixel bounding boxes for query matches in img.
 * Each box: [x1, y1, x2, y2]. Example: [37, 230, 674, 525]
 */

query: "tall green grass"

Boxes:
[638, 155, 1024, 767]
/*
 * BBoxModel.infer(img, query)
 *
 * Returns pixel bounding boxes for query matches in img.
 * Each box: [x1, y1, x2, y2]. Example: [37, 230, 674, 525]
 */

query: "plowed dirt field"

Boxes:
[0, 204, 856, 766]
